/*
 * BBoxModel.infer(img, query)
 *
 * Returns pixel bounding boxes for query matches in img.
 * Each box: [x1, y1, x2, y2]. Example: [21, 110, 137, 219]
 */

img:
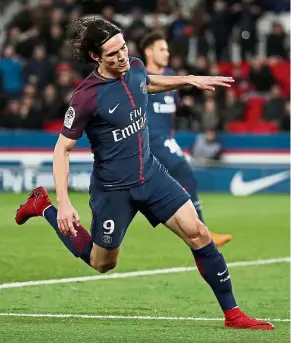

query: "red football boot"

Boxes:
[224, 308, 274, 330]
[15, 187, 52, 225]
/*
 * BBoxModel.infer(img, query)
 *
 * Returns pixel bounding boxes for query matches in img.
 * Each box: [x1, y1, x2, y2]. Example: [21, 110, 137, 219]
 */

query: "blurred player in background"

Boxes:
[141, 31, 232, 247]
[16, 17, 273, 330]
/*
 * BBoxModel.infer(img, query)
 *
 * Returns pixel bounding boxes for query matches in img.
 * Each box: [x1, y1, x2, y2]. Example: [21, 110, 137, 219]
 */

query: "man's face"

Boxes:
[147, 39, 169, 68]
[4, 46, 14, 58]
[100, 33, 130, 74]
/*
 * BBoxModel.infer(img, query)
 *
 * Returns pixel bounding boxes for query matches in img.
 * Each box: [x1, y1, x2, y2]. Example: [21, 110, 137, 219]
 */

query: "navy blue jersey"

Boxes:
[147, 68, 178, 140]
[61, 57, 157, 190]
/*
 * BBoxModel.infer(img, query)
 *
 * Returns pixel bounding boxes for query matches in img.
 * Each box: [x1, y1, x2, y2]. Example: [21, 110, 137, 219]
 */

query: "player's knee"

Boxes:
[186, 220, 211, 249]
[91, 260, 117, 274]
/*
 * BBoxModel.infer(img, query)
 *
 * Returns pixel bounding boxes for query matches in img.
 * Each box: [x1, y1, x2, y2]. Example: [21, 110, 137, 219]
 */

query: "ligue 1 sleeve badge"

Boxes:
[64, 106, 76, 129]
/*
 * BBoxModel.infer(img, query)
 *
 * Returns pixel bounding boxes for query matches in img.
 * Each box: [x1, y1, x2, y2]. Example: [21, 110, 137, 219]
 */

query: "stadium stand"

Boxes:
[0, 0, 290, 134]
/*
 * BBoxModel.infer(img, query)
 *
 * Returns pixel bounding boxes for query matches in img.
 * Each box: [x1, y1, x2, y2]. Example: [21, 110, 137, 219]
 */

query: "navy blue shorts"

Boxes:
[89, 162, 190, 249]
[151, 137, 200, 207]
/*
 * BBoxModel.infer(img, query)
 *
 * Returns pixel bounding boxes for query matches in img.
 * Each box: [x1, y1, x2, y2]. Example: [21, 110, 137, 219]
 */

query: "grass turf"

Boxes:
[0, 193, 289, 342]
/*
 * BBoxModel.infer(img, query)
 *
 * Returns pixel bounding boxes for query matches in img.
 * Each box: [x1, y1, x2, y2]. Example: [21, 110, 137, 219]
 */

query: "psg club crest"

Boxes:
[64, 106, 75, 129]
[140, 80, 147, 94]
[102, 235, 112, 244]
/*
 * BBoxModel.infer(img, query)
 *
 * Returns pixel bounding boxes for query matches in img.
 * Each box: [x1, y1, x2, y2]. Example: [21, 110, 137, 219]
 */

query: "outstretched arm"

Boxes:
[147, 74, 234, 94]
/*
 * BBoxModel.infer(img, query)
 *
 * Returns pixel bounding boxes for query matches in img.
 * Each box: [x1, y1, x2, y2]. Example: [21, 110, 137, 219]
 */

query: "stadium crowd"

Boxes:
[0, 0, 290, 133]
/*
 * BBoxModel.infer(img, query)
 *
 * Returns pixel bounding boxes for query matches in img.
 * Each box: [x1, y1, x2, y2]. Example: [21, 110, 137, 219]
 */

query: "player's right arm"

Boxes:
[53, 133, 80, 237]
[54, 83, 97, 237]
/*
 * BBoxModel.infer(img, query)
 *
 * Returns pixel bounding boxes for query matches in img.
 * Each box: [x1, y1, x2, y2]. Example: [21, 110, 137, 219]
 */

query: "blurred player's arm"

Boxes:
[147, 75, 234, 93]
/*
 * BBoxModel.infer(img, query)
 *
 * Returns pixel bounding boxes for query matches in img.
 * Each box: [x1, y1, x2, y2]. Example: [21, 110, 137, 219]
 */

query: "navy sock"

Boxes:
[43, 205, 93, 265]
[191, 241, 237, 311]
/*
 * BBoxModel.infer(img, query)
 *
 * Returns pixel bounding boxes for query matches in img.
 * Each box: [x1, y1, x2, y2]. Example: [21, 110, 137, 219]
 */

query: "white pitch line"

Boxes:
[0, 313, 289, 322]
[0, 257, 289, 290]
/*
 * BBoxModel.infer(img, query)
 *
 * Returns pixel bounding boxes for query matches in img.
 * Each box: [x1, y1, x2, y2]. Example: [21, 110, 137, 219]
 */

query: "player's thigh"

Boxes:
[89, 182, 137, 250]
[138, 163, 190, 228]
[165, 200, 211, 249]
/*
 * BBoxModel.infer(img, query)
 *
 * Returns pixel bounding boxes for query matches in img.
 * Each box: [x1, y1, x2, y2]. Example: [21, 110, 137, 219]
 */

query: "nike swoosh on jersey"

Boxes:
[109, 104, 120, 113]
[230, 170, 290, 196]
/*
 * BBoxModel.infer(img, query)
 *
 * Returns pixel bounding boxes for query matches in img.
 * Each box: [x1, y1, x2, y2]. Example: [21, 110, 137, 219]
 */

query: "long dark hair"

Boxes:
[69, 17, 121, 63]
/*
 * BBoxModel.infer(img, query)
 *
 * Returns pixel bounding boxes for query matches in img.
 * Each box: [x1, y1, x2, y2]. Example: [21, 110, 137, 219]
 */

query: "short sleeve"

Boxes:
[61, 86, 97, 140]
[131, 57, 150, 85]
[141, 62, 150, 85]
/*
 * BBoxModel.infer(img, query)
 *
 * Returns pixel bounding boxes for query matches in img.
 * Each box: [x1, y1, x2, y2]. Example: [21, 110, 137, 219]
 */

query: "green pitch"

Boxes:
[0, 193, 289, 343]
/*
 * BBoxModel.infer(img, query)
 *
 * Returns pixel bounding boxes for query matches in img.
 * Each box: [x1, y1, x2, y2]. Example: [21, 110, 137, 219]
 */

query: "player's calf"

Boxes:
[167, 201, 237, 310]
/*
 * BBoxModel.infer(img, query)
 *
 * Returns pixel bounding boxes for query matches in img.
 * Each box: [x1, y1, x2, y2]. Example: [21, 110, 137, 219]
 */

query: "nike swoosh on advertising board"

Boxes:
[230, 170, 290, 196]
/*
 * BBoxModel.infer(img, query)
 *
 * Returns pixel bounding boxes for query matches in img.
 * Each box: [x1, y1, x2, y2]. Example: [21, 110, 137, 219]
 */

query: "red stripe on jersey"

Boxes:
[121, 76, 136, 108]
[121, 75, 144, 184]
[137, 132, 145, 183]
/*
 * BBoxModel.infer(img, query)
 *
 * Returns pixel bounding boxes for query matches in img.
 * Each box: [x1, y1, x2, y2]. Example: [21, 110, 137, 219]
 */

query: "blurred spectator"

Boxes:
[249, 58, 276, 93]
[266, 22, 288, 60]
[55, 65, 74, 100]
[126, 8, 148, 42]
[169, 55, 185, 72]
[41, 84, 66, 120]
[222, 89, 246, 125]
[168, 8, 190, 42]
[46, 24, 65, 59]
[182, 56, 209, 102]
[39, 0, 54, 22]
[171, 7, 209, 68]
[25, 45, 55, 90]
[23, 84, 37, 99]
[232, 0, 262, 60]
[0, 100, 23, 129]
[185, 28, 209, 68]
[263, 85, 285, 122]
[232, 64, 251, 96]
[209, 63, 226, 108]
[279, 99, 290, 131]
[101, 6, 121, 28]
[201, 98, 220, 131]
[176, 95, 201, 131]
[53, 0, 76, 13]
[17, 26, 43, 59]
[192, 130, 222, 162]
[51, 8, 67, 27]
[4, 27, 21, 52]
[8, 0, 33, 32]
[0, 45, 24, 99]
[191, 56, 209, 76]
[210, 0, 232, 61]
[155, 0, 174, 15]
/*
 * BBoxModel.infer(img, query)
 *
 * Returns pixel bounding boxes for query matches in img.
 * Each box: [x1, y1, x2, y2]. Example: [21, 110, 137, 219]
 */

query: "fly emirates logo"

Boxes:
[112, 107, 146, 142]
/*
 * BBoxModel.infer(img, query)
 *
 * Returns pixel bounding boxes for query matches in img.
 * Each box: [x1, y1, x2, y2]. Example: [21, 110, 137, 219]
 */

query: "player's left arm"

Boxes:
[147, 74, 235, 93]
